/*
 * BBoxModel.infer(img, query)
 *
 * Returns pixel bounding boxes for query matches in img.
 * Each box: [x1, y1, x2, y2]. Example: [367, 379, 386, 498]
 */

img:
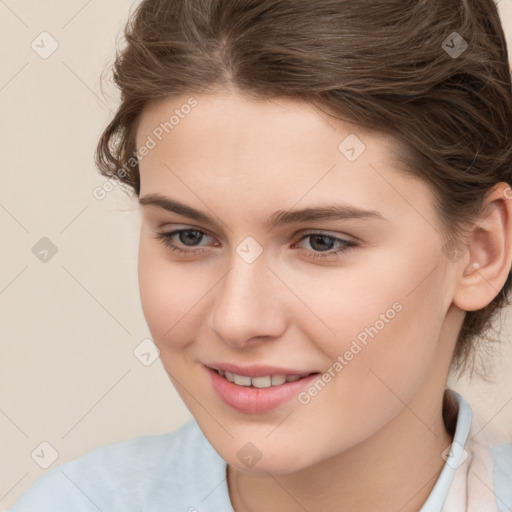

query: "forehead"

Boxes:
[136, 91, 439, 234]
[137, 89, 387, 153]
[137, 90, 393, 180]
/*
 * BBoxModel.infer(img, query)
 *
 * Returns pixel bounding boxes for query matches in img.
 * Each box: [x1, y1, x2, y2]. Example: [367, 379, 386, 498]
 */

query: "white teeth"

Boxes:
[271, 374, 287, 386]
[217, 370, 307, 387]
[233, 374, 252, 386]
[251, 376, 272, 388]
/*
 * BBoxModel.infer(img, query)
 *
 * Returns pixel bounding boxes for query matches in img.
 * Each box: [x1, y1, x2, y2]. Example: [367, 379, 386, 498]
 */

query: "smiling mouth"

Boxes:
[213, 369, 318, 388]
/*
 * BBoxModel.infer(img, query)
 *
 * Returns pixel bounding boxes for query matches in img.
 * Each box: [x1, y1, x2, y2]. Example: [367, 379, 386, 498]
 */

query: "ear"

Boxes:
[452, 182, 512, 312]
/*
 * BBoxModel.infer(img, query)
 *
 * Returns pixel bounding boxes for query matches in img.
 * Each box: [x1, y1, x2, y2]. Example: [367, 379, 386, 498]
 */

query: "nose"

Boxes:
[211, 252, 287, 348]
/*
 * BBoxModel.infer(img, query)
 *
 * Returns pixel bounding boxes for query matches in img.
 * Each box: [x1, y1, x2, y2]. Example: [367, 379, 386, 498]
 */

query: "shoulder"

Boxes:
[492, 442, 512, 512]
[448, 391, 512, 510]
[7, 419, 229, 512]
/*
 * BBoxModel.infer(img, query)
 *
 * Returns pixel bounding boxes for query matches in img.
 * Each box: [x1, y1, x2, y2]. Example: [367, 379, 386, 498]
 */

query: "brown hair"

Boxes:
[96, 0, 512, 377]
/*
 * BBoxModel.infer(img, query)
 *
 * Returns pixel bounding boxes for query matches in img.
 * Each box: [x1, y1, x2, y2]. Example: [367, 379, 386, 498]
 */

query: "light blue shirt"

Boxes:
[7, 390, 512, 511]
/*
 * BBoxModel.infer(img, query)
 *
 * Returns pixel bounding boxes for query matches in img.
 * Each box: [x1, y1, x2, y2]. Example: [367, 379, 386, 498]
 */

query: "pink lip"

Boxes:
[206, 366, 319, 414]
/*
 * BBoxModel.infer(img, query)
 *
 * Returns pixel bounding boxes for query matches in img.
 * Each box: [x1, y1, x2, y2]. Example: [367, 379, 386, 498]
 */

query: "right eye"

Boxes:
[151, 228, 217, 255]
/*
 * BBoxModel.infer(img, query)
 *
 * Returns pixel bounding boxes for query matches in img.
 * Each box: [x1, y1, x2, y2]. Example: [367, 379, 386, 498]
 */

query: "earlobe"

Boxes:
[452, 182, 512, 312]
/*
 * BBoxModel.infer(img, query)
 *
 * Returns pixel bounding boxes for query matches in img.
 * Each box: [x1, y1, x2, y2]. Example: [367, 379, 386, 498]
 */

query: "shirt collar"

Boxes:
[419, 388, 473, 512]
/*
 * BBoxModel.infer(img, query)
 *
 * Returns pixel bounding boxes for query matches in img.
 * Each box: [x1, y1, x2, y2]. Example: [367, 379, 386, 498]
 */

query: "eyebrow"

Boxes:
[139, 193, 387, 229]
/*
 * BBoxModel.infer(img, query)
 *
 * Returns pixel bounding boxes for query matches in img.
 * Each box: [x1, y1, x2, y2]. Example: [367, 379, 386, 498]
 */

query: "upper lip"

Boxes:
[206, 363, 318, 378]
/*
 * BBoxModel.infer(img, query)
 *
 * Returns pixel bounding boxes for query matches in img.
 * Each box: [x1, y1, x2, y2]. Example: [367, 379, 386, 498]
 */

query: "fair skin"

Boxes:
[135, 89, 512, 512]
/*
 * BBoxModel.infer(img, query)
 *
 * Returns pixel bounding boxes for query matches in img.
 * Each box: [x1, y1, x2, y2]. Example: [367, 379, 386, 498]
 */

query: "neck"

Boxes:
[228, 387, 456, 512]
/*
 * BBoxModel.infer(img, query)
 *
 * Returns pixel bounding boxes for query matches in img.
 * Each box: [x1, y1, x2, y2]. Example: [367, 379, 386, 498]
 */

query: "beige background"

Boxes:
[1, 1, 512, 508]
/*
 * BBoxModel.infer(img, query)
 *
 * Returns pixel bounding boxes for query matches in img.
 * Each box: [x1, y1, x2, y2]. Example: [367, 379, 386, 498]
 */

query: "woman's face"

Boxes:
[136, 90, 462, 473]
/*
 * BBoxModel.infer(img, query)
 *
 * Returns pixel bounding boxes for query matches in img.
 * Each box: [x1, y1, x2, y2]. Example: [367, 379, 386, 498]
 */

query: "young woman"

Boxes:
[9, 0, 512, 510]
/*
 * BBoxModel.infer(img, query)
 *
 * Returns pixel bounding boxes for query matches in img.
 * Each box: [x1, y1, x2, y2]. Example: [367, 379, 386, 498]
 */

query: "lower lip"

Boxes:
[206, 366, 319, 414]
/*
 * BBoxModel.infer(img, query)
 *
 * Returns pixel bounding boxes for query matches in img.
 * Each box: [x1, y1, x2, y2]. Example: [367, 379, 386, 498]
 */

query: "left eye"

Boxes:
[152, 229, 358, 259]
[296, 233, 345, 251]
[293, 232, 358, 259]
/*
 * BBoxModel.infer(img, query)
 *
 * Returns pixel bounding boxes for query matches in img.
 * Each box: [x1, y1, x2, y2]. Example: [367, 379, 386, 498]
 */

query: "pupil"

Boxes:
[310, 235, 333, 251]
[180, 230, 202, 246]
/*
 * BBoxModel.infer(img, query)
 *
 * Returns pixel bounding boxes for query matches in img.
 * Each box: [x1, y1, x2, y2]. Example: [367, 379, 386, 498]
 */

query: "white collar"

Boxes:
[420, 389, 499, 512]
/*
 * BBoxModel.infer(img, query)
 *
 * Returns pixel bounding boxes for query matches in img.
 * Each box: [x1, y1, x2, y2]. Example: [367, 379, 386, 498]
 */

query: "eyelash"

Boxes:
[151, 228, 357, 260]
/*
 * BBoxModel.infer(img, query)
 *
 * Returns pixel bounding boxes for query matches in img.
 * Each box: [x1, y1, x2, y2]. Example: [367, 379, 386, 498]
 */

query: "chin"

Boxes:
[227, 454, 310, 476]
[212, 434, 326, 476]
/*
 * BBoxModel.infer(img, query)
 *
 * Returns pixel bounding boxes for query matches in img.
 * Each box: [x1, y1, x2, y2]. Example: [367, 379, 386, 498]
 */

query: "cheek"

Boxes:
[137, 238, 201, 350]
[290, 245, 447, 384]
[279, 256, 448, 453]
